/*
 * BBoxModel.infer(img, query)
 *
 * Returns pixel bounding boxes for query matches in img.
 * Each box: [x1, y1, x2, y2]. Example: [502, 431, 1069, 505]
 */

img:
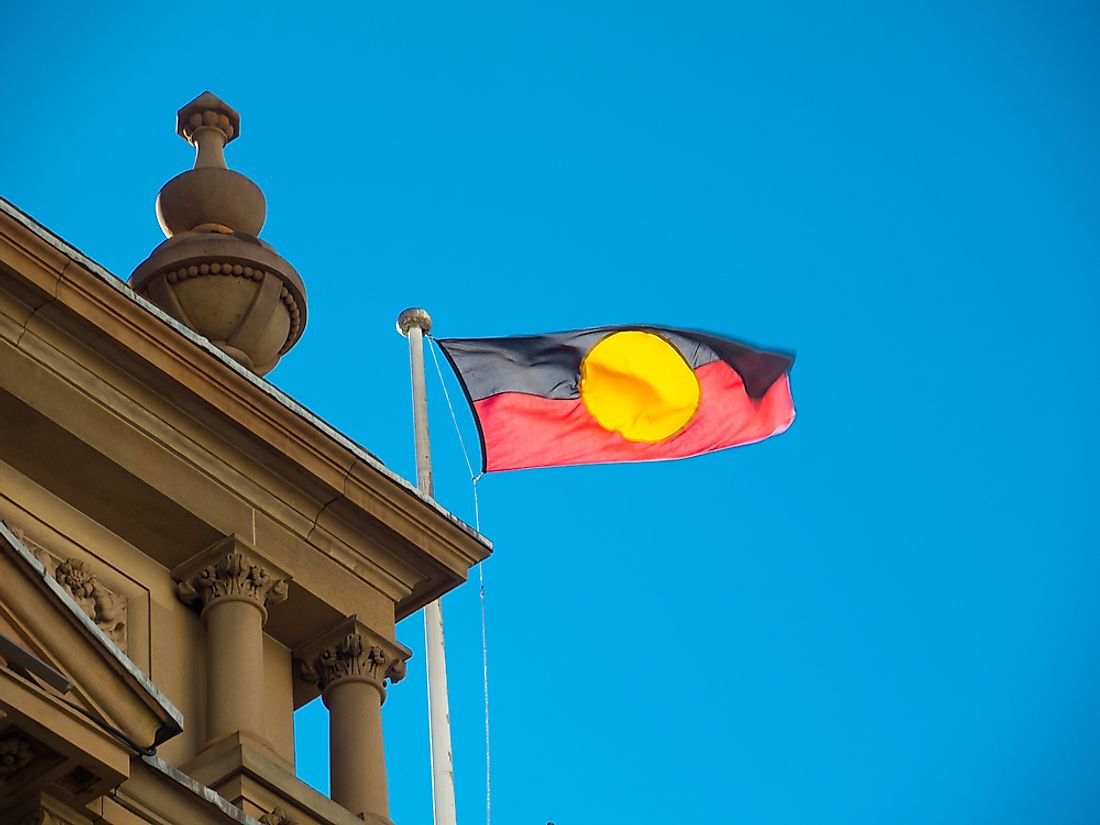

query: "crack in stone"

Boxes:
[14, 262, 66, 349]
[304, 460, 355, 544]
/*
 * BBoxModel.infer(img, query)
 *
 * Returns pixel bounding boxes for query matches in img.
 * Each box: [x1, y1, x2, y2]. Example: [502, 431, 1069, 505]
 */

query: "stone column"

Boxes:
[175, 536, 290, 746]
[296, 619, 409, 824]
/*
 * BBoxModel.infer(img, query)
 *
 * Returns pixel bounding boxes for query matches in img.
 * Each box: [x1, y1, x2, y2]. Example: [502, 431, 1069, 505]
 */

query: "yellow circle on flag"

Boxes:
[579, 330, 701, 443]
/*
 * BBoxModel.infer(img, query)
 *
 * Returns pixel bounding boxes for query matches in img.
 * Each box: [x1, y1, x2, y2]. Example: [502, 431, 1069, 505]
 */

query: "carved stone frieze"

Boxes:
[0, 734, 34, 777]
[177, 549, 289, 613]
[4, 524, 128, 651]
[53, 558, 127, 648]
[259, 807, 299, 825]
[296, 623, 408, 697]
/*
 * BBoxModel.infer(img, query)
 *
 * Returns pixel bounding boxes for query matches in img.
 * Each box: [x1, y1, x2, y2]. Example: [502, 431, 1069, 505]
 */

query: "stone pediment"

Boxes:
[0, 520, 183, 816]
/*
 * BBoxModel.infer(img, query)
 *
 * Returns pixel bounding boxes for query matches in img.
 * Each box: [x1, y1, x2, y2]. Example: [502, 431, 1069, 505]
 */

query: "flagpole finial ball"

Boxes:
[397, 307, 432, 337]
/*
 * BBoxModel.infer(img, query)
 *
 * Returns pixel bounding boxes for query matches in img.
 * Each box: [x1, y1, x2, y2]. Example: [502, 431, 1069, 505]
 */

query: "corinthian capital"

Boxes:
[173, 536, 290, 621]
[295, 618, 409, 700]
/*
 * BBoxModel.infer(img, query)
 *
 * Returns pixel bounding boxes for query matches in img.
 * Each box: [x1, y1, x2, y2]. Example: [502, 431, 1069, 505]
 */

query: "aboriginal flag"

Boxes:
[437, 326, 795, 472]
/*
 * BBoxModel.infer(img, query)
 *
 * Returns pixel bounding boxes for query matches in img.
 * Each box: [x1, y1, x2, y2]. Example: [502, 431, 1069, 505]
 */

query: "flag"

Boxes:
[436, 325, 795, 472]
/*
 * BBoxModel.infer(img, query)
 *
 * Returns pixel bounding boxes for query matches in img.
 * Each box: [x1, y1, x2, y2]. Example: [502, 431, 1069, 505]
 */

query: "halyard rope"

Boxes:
[427, 336, 483, 496]
[427, 336, 491, 825]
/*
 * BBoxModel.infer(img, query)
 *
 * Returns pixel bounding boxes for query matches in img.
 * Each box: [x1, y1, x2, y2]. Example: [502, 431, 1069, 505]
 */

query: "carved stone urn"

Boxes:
[130, 92, 306, 375]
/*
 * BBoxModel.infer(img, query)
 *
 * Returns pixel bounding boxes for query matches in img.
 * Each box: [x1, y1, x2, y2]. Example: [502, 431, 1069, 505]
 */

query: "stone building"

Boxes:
[0, 93, 490, 825]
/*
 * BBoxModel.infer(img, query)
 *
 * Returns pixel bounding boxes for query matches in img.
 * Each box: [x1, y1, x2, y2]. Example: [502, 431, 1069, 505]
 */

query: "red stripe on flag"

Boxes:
[473, 360, 795, 472]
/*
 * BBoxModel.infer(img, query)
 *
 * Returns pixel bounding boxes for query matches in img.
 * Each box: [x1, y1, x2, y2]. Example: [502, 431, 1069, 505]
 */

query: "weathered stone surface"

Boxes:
[130, 92, 305, 375]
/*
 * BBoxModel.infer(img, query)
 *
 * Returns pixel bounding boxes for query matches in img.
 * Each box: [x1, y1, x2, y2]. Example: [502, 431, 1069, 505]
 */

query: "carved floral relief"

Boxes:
[6, 525, 128, 651]
[0, 734, 34, 777]
[52, 559, 127, 647]
[177, 550, 289, 611]
[297, 631, 407, 694]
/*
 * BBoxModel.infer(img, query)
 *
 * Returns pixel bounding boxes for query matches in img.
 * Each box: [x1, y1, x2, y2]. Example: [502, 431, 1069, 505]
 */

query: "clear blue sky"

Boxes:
[4, 2, 1099, 823]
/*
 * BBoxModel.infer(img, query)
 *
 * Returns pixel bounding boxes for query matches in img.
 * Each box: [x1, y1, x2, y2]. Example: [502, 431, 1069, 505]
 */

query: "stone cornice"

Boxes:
[173, 535, 291, 623]
[294, 618, 409, 701]
[0, 198, 491, 621]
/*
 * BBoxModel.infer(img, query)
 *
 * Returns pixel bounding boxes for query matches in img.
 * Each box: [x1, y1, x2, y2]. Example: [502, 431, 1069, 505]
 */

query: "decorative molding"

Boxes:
[295, 620, 409, 698]
[180, 108, 238, 143]
[6, 525, 51, 575]
[5, 524, 128, 650]
[174, 536, 290, 621]
[0, 734, 34, 777]
[159, 262, 303, 351]
[259, 807, 299, 825]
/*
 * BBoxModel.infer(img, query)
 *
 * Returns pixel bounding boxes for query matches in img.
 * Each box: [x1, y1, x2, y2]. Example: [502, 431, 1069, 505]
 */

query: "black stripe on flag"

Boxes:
[437, 326, 793, 402]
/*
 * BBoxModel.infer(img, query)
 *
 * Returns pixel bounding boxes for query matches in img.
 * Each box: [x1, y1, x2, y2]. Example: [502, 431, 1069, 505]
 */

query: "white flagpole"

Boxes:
[397, 307, 458, 825]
